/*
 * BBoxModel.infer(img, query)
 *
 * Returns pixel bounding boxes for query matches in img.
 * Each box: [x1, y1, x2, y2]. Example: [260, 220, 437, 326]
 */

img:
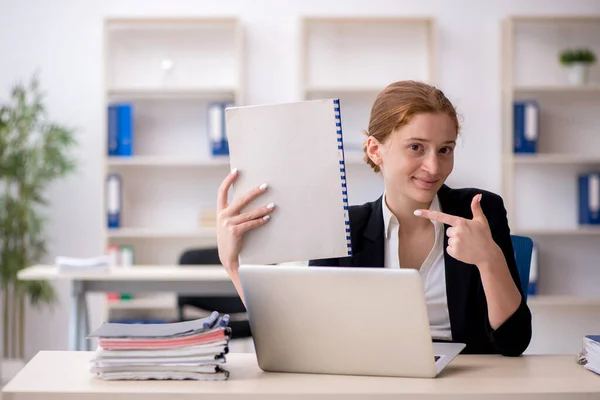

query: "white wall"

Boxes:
[1, 0, 599, 360]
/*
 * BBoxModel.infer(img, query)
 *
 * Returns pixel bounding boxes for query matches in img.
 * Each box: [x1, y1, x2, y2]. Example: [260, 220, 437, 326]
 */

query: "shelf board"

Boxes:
[513, 85, 600, 94]
[513, 227, 600, 236]
[510, 154, 600, 165]
[107, 156, 230, 167]
[107, 87, 237, 100]
[528, 295, 600, 307]
[304, 86, 383, 94]
[106, 227, 216, 239]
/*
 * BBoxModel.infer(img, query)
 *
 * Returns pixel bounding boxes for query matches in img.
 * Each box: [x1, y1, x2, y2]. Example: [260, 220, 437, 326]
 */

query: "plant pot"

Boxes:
[566, 62, 589, 85]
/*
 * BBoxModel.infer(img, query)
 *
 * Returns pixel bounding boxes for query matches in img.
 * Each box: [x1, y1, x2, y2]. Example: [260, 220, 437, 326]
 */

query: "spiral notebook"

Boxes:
[224, 98, 352, 265]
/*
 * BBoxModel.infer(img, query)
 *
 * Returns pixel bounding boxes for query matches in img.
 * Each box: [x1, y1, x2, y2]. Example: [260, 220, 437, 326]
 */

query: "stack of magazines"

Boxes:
[577, 335, 600, 375]
[89, 311, 231, 380]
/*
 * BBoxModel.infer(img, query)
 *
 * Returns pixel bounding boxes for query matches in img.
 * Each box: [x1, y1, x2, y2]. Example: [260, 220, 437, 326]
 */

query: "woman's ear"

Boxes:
[366, 136, 383, 166]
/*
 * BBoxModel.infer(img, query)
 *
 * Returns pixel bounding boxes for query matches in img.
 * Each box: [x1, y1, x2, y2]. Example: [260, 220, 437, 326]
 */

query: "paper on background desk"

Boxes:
[55, 255, 110, 272]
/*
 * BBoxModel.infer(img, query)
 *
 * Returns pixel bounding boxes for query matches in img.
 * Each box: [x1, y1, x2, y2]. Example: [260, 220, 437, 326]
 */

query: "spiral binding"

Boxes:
[333, 99, 352, 256]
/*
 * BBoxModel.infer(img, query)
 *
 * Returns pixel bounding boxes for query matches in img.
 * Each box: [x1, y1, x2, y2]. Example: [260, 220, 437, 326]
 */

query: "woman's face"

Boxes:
[367, 112, 457, 204]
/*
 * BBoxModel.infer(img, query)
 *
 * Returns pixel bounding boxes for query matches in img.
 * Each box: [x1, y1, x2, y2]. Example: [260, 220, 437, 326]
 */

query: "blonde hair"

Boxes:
[362, 80, 460, 173]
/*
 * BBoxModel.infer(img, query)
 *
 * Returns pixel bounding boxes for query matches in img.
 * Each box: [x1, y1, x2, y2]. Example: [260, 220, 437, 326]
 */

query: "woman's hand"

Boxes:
[413, 194, 500, 267]
[216, 168, 275, 277]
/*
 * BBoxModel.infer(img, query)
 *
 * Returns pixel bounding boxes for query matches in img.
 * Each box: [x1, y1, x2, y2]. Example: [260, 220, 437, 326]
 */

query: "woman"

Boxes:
[216, 80, 532, 357]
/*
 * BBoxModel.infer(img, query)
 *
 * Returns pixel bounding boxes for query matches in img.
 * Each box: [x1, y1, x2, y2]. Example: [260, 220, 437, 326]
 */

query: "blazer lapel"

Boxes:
[352, 195, 385, 268]
[438, 185, 473, 343]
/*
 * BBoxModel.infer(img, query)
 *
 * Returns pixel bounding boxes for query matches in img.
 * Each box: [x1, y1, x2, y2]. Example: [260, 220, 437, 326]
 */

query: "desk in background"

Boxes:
[17, 265, 235, 351]
[3, 352, 600, 399]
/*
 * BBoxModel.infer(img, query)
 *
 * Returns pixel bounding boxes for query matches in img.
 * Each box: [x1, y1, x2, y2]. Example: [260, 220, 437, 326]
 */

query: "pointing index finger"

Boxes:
[414, 209, 463, 226]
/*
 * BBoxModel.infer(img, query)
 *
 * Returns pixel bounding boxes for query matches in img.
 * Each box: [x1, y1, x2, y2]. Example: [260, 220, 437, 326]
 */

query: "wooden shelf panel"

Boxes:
[106, 227, 216, 239]
[528, 295, 600, 307]
[107, 156, 230, 167]
[513, 227, 600, 236]
[509, 154, 600, 165]
[514, 85, 600, 94]
[107, 88, 238, 100]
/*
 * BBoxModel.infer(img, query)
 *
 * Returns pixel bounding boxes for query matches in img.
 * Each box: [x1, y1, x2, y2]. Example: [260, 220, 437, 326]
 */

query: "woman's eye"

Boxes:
[409, 144, 422, 152]
[440, 147, 454, 154]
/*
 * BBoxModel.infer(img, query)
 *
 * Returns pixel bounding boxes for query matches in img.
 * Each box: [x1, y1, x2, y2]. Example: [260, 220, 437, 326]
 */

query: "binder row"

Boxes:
[513, 101, 599, 225]
[333, 99, 352, 256]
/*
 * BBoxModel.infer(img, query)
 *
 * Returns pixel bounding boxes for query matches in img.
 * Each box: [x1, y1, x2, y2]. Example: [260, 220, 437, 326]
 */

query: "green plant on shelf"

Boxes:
[559, 48, 597, 66]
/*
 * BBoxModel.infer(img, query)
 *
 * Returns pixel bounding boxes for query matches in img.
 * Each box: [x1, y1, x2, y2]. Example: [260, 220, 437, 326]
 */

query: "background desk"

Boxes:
[17, 265, 235, 351]
[3, 352, 600, 399]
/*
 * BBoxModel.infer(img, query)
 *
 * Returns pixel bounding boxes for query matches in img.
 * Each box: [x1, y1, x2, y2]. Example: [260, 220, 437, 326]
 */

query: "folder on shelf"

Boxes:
[208, 101, 234, 157]
[106, 173, 122, 229]
[107, 103, 134, 157]
[225, 98, 352, 265]
[528, 242, 538, 296]
[513, 100, 539, 153]
[578, 173, 600, 225]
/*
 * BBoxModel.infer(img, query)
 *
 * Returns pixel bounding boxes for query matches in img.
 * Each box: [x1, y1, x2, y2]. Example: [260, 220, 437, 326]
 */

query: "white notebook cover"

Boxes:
[225, 98, 352, 265]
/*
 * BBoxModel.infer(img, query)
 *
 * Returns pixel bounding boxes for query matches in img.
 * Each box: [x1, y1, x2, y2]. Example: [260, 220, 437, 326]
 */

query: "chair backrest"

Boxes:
[177, 248, 247, 314]
[510, 235, 534, 301]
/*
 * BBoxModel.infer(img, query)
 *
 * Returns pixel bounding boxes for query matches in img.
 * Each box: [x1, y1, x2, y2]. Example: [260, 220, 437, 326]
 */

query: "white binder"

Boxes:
[225, 99, 352, 265]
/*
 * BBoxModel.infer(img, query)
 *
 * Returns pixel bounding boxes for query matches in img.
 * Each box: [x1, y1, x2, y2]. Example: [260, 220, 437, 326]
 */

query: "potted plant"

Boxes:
[559, 48, 597, 85]
[0, 75, 77, 362]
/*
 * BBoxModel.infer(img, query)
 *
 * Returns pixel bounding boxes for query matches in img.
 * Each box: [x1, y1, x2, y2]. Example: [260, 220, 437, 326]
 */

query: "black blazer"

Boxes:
[309, 184, 532, 356]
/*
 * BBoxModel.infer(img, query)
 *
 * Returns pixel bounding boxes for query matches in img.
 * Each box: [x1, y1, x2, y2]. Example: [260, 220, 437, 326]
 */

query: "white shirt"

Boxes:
[382, 193, 452, 341]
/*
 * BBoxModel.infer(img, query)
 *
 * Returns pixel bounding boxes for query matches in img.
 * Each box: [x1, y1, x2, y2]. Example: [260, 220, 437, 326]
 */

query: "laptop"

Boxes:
[238, 264, 466, 378]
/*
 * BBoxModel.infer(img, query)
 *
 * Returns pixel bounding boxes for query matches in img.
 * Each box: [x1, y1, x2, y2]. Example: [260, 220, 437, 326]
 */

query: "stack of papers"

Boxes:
[577, 335, 600, 375]
[88, 311, 232, 380]
[55, 256, 110, 272]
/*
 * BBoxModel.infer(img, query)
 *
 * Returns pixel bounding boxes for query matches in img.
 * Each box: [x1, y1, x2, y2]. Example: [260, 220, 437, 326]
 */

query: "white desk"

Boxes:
[17, 265, 235, 351]
[3, 351, 600, 399]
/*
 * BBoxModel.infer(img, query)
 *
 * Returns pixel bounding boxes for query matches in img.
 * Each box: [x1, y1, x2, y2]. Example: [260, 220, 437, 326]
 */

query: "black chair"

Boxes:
[177, 247, 252, 340]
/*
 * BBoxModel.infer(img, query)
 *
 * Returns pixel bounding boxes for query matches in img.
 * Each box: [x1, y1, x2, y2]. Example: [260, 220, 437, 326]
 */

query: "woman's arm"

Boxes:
[480, 195, 532, 356]
[415, 193, 532, 356]
[477, 243, 522, 330]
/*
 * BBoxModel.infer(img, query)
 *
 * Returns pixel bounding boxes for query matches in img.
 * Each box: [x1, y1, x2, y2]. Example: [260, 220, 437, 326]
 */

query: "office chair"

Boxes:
[177, 247, 252, 340]
[510, 234, 534, 302]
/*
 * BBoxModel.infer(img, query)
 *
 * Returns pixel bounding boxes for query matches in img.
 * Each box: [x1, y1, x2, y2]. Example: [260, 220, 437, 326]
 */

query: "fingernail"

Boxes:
[231, 168, 238, 175]
[266, 202, 275, 209]
[478, 194, 482, 202]
[263, 215, 270, 221]
[413, 210, 422, 216]
[259, 183, 268, 190]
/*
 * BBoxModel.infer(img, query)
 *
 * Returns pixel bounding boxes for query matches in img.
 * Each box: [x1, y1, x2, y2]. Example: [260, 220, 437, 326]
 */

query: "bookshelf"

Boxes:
[102, 17, 244, 319]
[299, 17, 437, 206]
[501, 16, 600, 312]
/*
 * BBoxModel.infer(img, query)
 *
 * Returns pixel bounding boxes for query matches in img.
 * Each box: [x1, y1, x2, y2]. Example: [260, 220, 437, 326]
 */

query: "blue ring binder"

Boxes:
[334, 99, 352, 257]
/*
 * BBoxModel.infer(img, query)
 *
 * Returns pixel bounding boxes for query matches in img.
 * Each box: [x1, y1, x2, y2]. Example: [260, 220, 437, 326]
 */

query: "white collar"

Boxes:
[382, 192, 441, 239]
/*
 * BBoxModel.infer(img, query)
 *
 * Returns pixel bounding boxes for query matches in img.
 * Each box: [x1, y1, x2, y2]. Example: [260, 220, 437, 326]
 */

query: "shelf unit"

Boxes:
[299, 17, 437, 206]
[102, 17, 244, 319]
[501, 16, 600, 310]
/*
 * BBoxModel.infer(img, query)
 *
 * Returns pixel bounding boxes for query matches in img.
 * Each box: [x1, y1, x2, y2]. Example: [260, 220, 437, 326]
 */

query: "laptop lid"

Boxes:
[239, 265, 442, 378]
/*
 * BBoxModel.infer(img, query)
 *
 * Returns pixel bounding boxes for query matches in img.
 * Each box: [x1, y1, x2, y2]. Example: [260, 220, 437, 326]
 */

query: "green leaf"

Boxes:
[16, 280, 58, 308]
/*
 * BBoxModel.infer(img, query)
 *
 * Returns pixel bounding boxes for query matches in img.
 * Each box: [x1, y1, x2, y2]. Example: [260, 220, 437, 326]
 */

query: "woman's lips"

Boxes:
[412, 177, 439, 190]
